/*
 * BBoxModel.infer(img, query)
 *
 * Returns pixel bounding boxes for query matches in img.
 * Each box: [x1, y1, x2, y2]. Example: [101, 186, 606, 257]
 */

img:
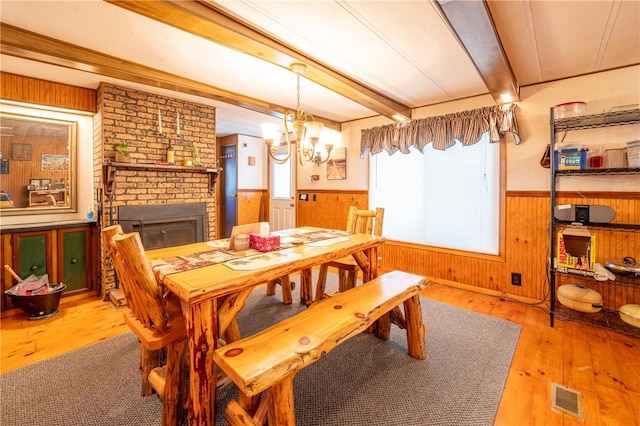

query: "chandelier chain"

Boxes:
[296, 71, 302, 118]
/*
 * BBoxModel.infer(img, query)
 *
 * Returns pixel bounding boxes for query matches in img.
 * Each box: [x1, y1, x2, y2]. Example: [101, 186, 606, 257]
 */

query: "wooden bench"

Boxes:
[213, 270, 428, 426]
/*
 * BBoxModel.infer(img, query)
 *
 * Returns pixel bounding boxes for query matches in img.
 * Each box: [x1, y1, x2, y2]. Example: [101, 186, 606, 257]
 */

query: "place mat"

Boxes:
[224, 251, 303, 271]
[151, 249, 241, 283]
[206, 239, 231, 249]
[274, 229, 350, 248]
[307, 236, 351, 246]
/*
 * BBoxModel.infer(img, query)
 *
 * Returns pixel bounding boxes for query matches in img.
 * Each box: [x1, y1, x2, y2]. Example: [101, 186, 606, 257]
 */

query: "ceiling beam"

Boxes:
[106, 0, 413, 121]
[433, 0, 520, 103]
[0, 23, 342, 131]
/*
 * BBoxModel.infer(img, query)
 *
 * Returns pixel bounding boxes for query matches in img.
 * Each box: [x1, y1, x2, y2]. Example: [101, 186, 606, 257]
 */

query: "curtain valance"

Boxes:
[360, 104, 521, 157]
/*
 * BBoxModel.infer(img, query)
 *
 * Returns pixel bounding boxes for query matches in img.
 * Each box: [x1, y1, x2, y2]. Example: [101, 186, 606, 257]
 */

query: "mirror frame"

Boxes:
[0, 112, 77, 216]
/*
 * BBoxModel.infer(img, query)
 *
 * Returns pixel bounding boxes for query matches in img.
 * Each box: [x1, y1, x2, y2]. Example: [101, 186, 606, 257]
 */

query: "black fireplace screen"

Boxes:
[118, 203, 207, 250]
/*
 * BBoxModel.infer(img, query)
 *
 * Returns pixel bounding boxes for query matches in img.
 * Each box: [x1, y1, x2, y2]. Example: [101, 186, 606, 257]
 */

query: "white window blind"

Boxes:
[369, 132, 500, 255]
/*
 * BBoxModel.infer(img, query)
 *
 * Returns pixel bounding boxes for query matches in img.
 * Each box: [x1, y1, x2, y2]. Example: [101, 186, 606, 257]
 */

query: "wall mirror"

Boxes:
[0, 112, 77, 215]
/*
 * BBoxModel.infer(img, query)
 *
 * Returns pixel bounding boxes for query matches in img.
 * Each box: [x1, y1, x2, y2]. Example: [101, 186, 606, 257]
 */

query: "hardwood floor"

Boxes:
[1, 283, 638, 425]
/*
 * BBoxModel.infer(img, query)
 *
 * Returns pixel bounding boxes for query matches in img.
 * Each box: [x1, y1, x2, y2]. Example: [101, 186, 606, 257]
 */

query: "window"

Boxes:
[369, 132, 501, 255]
[272, 155, 292, 199]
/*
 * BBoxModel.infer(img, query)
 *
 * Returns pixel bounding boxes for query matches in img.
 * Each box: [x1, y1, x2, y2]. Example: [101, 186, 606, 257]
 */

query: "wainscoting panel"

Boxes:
[311, 191, 638, 305]
[238, 189, 267, 226]
[296, 190, 368, 231]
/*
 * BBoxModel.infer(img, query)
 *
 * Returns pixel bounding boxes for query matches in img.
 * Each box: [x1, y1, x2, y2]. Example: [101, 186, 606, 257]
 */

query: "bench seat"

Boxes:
[214, 270, 428, 425]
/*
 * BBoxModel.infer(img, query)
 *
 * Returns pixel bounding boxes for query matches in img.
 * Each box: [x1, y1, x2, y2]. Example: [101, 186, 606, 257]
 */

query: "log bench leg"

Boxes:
[266, 280, 277, 296]
[224, 376, 295, 426]
[239, 392, 262, 418]
[403, 294, 427, 360]
[267, 375, 296, 426]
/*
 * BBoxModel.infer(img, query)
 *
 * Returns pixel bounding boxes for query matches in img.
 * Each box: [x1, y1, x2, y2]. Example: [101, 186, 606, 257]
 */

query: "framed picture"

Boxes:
[41, 178, 51, 188]
[29, 179, 41, 189]
[12, 143, 31, 161]
[41, 154, 69, 171]
[326, 147, 347, 180]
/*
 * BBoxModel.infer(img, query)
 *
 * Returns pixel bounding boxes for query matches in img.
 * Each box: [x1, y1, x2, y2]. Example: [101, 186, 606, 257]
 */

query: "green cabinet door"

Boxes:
[61, 229, 88, 292]
[17, 234, 48, 279]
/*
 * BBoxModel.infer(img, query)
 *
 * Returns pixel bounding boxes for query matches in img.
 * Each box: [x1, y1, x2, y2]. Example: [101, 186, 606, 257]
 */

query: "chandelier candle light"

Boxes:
[262, 62, 333, 165]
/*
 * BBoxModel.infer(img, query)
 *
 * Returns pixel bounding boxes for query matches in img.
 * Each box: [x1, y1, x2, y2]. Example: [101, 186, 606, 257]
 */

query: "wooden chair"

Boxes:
[315, 206, 384, 301]
[106, 229, 189, 426]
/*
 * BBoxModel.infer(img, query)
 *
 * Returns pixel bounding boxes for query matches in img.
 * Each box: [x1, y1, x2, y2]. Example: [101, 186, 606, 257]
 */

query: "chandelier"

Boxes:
[261, 63, 333, 165]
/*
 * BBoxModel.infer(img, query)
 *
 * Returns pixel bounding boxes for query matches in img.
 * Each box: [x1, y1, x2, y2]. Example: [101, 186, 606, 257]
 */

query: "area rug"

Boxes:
[1, 279, 520, 426]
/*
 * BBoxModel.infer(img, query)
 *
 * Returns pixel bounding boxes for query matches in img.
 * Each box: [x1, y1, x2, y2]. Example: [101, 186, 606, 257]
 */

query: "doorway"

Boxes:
[220, 144, 237, 238]
[269, 147, 296, 231]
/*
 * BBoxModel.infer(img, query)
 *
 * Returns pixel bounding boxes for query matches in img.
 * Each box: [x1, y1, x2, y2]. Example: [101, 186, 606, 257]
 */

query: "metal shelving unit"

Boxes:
[549, 107, 640, 336]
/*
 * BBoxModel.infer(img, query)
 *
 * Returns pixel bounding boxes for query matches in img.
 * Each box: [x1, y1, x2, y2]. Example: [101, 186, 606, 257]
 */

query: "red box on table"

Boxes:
[249, 233, 280, 252]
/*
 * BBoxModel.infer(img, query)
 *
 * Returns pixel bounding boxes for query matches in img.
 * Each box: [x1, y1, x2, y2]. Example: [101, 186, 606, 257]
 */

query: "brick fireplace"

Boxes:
[96, 83, 218, 298]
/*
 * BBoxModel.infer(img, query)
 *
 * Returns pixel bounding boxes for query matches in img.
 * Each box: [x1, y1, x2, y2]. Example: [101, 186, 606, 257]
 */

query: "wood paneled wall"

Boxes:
[298, 190, 639, 308]
[1, 72, 96, 113]
[296, 190, 368, 231]
[237, 189, 267, 225]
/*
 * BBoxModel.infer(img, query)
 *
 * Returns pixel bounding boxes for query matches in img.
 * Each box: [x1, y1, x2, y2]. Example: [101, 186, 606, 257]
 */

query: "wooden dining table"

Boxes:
[145, 227, 385, 425]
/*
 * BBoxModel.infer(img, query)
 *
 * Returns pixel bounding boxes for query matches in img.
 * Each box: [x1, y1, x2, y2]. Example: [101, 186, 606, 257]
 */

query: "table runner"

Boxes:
[151, 228, 350, 282]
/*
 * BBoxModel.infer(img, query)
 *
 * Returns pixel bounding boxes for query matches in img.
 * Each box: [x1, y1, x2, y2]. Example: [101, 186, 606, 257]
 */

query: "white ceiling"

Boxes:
[1, 1, 638, 138]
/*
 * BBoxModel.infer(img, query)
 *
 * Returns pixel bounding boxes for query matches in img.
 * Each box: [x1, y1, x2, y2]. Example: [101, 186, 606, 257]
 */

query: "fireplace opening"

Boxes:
[118, 203, 207, 250]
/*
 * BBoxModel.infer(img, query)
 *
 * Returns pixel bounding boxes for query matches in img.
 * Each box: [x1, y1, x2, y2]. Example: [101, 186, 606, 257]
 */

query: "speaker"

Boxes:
[554, 204, 615, 224]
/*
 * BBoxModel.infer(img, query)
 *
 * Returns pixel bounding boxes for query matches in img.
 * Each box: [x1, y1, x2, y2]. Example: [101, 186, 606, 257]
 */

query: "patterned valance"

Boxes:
[360, 104, 520, 157]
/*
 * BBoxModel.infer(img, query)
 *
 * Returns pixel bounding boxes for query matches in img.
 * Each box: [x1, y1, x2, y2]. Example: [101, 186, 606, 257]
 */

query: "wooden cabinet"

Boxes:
[58, 227, 91, 292]
[12, 230, 54, 280]
[1, 222, 98, 313]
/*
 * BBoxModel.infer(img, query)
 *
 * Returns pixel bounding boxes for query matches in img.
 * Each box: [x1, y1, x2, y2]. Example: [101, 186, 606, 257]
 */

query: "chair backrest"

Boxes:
[345, 206, 384, 237]
[110, 231, 169, 332]
[102, 224, 142, 316]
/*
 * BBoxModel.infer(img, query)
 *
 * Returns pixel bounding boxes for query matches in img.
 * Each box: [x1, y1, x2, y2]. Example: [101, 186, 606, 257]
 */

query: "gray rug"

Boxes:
[1, 279, 520, 426]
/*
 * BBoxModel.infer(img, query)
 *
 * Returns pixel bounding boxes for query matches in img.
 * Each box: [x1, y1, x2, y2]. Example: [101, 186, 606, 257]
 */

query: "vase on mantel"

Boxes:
[191, 142, 202, 167]
[115, 153, 130, 163]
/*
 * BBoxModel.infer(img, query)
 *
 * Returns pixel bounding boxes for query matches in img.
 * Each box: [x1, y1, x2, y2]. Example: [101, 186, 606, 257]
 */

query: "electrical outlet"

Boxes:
[511, 272, 522, 286]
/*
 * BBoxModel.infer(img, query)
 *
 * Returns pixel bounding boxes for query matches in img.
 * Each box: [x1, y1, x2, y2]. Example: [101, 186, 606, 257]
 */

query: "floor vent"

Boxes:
[551, 383, 584, 420]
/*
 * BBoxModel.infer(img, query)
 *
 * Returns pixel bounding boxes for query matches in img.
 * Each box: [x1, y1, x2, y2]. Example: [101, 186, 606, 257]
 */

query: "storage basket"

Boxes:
[5, 284, 66, 320]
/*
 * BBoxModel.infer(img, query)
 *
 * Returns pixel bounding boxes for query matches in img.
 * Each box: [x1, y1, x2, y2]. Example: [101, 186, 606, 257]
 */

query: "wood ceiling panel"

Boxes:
[107, 0, 413, 121]
[598, 1, 640, 70]
[486, 0, 541, 86]
[531, 2, 619, 80]
[220, 0, 487, 107]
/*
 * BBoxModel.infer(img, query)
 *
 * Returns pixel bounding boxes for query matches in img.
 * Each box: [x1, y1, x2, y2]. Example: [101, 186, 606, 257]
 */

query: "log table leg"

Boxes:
[185, 299, 218, 425]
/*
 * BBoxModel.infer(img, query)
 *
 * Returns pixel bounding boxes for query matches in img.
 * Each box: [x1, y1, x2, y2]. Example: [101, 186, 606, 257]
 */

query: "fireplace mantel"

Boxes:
[103, 162, 221, 199]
